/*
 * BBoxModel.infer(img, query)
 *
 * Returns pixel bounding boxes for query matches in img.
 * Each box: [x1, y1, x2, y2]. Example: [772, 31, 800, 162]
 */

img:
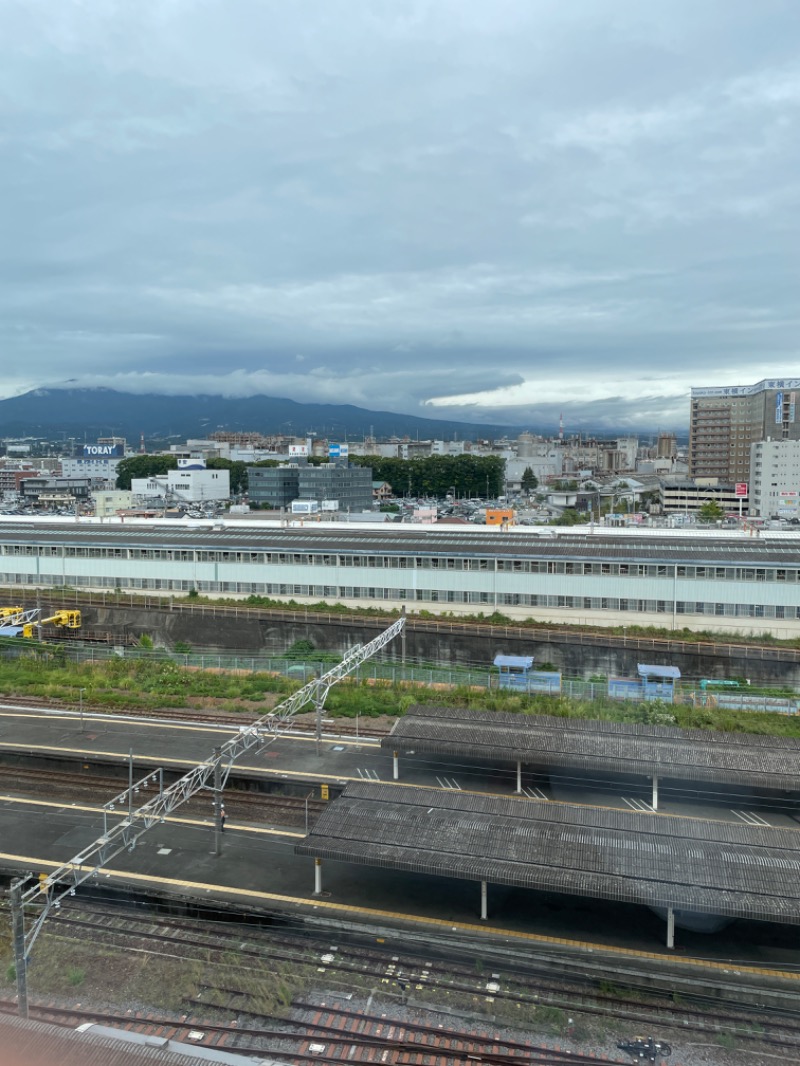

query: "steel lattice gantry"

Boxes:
[10, 613, 406, 1018]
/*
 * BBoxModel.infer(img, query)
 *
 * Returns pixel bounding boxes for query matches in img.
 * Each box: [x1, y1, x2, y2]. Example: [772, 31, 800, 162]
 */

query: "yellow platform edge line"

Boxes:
[0, 850, 797, 983]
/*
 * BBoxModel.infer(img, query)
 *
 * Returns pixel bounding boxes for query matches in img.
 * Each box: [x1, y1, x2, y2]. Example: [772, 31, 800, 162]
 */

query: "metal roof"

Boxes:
[0, 1014, 253, 1066]
[0, 520, 799, 564]
[637, 664, 681, 680]
[382, 705, 800, 791]
[493, 655, 533, 669]
[297, 782, 800, 923]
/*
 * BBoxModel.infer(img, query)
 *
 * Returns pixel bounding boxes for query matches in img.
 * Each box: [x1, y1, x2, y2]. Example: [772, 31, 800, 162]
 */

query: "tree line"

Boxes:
[116, 452, 506, 500]
[349, 454, 505, 498]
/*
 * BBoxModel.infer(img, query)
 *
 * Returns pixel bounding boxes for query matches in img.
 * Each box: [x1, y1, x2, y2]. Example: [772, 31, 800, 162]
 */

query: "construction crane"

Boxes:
[10, 610, 406, 1017]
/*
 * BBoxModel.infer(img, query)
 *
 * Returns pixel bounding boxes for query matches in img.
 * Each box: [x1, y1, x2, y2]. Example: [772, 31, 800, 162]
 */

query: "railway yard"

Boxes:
[0, 680, 799, 1066]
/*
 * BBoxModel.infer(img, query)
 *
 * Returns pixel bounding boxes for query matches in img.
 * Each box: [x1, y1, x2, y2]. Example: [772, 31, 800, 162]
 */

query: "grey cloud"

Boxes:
[1, 0, 799, 428]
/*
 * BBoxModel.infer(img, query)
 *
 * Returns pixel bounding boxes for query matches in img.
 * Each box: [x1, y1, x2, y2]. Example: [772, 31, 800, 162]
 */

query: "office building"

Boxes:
[749, 439, 800, 519]
[689, 378, 800, 482]
[247, 463, 374, 513]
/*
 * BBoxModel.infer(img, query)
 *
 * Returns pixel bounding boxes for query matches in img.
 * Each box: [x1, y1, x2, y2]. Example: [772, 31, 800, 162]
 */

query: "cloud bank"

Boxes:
[1, 0, 799, 432]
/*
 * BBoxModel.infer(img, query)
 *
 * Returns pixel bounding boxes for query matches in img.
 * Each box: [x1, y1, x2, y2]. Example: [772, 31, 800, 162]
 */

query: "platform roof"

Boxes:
[383, 705, 800, 791]
[297, 782, 800, 923]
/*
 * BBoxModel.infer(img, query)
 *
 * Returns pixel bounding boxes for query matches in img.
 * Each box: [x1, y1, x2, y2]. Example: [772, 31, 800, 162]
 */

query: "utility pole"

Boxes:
[213, 747, 222, 857]
[10, 880, 28, 1019]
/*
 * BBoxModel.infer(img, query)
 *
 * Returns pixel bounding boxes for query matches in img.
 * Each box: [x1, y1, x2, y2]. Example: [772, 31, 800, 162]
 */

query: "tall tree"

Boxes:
[116, 455, 178, 490]
[521, 467, 538, 493]
[698, 499, 725, 523]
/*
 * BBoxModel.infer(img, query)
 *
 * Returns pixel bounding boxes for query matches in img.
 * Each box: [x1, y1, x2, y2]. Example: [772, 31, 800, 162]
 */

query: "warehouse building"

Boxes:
[0, 521, 798, 637]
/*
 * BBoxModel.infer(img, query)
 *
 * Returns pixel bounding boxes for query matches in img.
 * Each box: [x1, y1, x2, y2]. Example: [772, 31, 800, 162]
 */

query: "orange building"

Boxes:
[485, 507, 514, 526]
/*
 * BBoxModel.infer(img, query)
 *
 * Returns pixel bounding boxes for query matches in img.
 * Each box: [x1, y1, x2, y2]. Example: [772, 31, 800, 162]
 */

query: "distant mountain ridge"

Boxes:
[0, 387, 528, 442]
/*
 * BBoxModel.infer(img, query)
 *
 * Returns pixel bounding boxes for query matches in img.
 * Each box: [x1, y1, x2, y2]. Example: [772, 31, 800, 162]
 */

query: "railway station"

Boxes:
[1, 698, 799, 963]
[296, 781, 800, 948]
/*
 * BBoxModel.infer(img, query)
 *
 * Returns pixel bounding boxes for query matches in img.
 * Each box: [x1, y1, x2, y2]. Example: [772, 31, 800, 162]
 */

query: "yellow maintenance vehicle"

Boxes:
[21, 610, 81, 638]
[0, 608, 81, 638]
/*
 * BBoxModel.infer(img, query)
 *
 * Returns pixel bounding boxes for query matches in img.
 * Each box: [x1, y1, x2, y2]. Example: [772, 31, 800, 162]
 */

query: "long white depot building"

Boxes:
[0, 518, 799, 638]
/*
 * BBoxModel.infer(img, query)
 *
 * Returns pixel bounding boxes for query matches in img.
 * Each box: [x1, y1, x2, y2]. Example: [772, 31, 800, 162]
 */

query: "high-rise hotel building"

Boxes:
[689, 378, 800, 483]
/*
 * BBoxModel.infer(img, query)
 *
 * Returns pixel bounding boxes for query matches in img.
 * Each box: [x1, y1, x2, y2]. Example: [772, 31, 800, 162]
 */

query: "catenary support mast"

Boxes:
[10, 610, 405, 1015]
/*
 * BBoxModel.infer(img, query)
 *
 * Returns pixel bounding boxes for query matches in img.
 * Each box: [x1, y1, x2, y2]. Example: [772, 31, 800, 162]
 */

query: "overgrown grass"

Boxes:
[1, 641, 800, 737]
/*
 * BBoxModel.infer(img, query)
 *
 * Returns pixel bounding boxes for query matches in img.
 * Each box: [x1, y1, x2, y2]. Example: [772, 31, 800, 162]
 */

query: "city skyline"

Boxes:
[2, 2, 799, 431]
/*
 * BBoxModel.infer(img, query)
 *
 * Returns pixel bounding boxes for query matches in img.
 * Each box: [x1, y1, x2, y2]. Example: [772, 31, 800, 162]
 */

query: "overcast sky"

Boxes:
[1, 1, 799, 433]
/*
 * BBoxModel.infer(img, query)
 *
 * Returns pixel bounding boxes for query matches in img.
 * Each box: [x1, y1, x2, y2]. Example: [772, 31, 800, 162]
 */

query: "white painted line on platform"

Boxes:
[732, 810, 771, 827]
[521, 787, 548, 800]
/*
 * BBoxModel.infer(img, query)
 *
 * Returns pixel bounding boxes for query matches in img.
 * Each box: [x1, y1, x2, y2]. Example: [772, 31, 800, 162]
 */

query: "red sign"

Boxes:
[735, 482, 748, 497]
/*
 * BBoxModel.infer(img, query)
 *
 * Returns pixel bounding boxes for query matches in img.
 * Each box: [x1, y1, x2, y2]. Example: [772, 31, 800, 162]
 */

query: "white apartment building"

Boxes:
[750, 439, 800, 519]
[131, 467, 230, 504]
[61, 457, 122, 484]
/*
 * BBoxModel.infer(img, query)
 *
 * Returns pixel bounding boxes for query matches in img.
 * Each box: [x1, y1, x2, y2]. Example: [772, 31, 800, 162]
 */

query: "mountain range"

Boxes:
[0, 387, 528, 443]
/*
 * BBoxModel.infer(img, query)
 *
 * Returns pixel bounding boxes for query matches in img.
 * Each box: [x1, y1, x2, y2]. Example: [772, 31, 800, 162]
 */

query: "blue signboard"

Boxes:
[776, 392, 783, 424]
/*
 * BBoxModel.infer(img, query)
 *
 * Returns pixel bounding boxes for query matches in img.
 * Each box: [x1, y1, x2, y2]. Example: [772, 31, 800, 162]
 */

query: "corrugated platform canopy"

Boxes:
[637, 664, 681, 680]
[493, 654, 534, 669]
[297, 782, 800, 923]
[382, 705, 800, 791]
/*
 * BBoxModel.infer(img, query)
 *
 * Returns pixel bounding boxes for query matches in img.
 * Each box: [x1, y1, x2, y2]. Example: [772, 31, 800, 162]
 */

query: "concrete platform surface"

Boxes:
[0, 791, 799, 980]
[1, 707, 799, 829]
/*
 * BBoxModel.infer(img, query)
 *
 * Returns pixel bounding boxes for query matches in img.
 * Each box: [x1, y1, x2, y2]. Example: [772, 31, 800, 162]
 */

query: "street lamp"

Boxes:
[78, 687, 86, 731]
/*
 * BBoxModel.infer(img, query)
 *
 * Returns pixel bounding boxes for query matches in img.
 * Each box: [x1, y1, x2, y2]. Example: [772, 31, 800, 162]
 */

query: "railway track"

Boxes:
[0, 765, 327, 826]
[0, 996, 633, 1066]
[0, 694, 390, 736]
[5, 899, 798, 1059]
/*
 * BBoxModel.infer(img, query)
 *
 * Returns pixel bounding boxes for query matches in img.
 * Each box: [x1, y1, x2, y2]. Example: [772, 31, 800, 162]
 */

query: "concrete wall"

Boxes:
[53, 599, 800, 687]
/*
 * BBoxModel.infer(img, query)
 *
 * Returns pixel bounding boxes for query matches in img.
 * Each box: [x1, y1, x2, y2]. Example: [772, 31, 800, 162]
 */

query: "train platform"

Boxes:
[0, 790, 799, 989]
[2, 705, 800, 829]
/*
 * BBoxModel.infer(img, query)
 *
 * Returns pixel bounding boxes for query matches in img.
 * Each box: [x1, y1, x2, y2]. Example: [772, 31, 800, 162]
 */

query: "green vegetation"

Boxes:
[1, 646, 798, 736]
[521, 466, 538, 493]
[550, 508, 588, 526]
[698, 499, 725, 523]
[282, 639, 340, 664]
[115, 454, 178, 490]
[348, 453, 505, 498]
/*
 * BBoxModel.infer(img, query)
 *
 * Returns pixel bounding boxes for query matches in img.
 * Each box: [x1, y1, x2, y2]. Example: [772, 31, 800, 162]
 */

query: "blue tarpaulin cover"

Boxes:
[637, 664, 681, 680]
[494, 655, 534, 669]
